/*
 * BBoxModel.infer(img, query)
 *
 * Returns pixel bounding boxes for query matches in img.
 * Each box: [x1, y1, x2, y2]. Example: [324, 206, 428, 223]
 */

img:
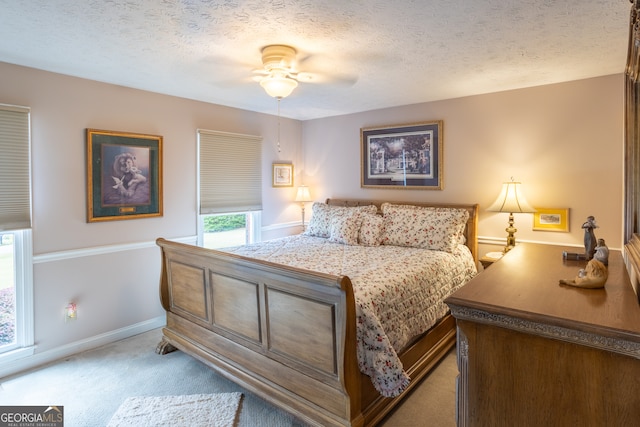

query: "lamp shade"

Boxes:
[488, 180, 536, 213]
[295, 185, 311, 202]
[260, 74, 298, 99]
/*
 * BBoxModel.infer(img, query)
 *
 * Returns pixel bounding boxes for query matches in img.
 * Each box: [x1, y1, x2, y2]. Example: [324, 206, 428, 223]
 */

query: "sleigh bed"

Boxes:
[156, 199, 478, 426]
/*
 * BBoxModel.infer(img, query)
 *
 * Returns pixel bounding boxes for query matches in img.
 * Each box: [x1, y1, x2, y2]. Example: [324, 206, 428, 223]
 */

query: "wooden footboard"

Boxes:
[156, 237, 364, 426]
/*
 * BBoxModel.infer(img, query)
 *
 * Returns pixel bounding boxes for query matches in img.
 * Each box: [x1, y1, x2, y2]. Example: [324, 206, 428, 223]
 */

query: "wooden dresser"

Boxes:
[445, 243, 640, 427]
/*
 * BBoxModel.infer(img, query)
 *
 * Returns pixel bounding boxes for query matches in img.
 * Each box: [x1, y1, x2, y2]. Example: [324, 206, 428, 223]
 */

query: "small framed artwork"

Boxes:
[361, 121, 443, 189]
[533, 208, 569, 232]
[86, 129, 163, 222]
[272, 163, 293, 187]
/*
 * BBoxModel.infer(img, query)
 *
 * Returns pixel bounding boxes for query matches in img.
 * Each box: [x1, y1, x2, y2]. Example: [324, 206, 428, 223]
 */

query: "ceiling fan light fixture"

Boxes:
[261, 45, 297, 71]
[260, 74, 298, 99]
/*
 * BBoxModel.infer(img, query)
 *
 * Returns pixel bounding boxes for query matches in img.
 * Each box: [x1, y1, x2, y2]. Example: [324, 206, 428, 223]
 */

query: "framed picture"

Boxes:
[86, 129, 163, 222]
[533, 208, 569, 232]
[272, 163, 293, 187]
[361, 121, 443, 189]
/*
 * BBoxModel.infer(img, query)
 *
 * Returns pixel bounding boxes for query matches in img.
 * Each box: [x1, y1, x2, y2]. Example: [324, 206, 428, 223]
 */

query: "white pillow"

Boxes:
[380, 203, 469, 252]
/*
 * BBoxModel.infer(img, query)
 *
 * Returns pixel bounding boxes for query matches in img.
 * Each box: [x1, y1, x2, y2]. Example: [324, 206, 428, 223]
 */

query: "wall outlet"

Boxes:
[65, 303, 77, 322]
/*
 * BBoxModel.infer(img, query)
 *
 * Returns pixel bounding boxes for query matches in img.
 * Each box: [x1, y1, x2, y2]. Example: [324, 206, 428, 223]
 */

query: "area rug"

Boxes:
[107, 393, 243, 427]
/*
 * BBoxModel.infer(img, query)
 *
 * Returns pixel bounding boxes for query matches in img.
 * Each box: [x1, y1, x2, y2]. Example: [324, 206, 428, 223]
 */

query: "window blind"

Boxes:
[198, 129, 262, 214]
[0, 104, 31, 231]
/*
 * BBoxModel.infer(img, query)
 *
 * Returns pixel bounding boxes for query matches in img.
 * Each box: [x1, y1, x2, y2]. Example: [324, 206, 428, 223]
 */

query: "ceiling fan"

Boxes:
[253, 44, 354, 99]
[252, 45, 308, 99]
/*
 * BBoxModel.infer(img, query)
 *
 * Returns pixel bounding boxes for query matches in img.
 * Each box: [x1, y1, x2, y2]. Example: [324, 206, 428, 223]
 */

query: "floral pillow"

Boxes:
[304, 202, 333, 237]
[380, 203, 469, 252]
[305, 203, 378, 238]
[328, 210, 363, 245]
[358, 213, 385, 246]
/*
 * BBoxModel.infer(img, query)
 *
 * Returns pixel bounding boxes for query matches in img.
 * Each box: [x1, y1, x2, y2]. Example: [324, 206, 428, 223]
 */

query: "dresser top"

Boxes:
[446, 243, 640, 342]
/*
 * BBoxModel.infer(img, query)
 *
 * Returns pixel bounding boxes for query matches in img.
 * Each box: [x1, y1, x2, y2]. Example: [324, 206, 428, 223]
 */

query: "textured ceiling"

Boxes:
[0, 0, 631, 120]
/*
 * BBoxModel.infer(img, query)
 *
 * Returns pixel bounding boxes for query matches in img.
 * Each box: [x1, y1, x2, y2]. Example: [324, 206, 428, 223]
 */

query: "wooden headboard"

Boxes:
[325, 198, 479, 263]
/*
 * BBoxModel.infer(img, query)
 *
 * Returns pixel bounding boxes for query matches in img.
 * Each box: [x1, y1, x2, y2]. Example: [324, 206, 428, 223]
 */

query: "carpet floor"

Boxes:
[0, 328, 457, 426]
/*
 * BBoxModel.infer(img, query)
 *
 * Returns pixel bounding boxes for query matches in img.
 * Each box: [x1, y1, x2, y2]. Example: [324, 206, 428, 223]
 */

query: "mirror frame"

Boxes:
[624, 0, 640, 298]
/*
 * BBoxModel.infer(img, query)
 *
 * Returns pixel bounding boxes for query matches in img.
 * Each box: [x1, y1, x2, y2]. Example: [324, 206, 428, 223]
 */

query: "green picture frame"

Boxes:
[86, 129, 163, 222]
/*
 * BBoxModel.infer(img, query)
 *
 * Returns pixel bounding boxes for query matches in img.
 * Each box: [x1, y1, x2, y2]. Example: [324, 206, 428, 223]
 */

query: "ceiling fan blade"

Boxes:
[293, 52, 315, 70]
[288, 48, 359, 87]
[296, 71, 358, 87]
[295, 71, 317, 82]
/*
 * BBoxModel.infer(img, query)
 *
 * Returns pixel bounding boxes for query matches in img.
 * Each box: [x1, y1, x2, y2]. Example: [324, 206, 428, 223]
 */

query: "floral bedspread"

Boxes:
[223, 235, 477, 397]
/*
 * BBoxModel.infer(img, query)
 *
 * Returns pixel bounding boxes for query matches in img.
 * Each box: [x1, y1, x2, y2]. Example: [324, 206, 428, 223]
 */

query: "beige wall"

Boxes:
[0, 61, 303, 362]
[0, 61, 624, 374]
[302, 74, 624, 254]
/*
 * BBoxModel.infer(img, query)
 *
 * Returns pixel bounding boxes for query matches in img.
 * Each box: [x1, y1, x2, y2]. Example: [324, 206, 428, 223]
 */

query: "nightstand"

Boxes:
[479, 251, 503, 269]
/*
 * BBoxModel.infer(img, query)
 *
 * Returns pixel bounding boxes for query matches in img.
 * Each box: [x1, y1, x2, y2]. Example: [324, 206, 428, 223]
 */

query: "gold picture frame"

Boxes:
[533, 208, 569, 232]
[272, 163, 293, 187]
[86, 129, 163, 222]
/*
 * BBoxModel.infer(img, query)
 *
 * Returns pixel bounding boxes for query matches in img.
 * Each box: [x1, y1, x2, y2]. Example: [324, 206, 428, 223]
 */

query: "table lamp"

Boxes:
[488, 178, 536, 253]
[295, 185, 312, 230]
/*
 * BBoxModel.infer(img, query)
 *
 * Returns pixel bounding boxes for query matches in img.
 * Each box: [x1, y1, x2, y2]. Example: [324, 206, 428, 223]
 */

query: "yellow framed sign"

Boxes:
[533, 208, 569, 232]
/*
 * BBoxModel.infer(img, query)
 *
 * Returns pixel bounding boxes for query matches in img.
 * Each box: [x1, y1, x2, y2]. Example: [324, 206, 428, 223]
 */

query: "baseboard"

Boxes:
[0, 316, 166, 379]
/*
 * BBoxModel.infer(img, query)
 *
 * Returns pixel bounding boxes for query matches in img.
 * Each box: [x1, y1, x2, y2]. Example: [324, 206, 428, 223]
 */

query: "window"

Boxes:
[0, 104, 33, 360]
[0, 230, 33, 359]
[199, 211, 261, 249]
[0, 233, 16, 347]
[197, 130, 262, 248]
